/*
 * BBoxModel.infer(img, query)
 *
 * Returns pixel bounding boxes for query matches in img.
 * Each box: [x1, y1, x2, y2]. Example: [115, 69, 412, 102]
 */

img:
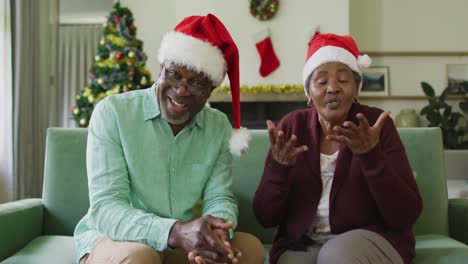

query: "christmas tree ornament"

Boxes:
[97, 78, 105, 85]
[140, 76, 148, 85]
[129, 24, 135, 31]
[127, 61, 133, 67]
[250, 0, 279, 21]
[128, 70, 135, 76]
[102, 22, 108, 28]
[88, 72, 93, 78]
[80, 118, 87, 126]
[94, 55, 101, 61]
[123, 86, 129, 92]
[88, 95, 95, 103]
[115, 52, 122, 60]
[73, 108, 80, 115]
[128, 51, 136, 58]
[254, 28, 280, 77]
[114, 16, 121, 23]
[100, 39, 106, 45]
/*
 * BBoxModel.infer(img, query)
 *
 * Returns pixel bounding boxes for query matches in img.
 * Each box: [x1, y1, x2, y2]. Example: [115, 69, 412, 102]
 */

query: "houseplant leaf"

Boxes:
[421, 82, 435, 97]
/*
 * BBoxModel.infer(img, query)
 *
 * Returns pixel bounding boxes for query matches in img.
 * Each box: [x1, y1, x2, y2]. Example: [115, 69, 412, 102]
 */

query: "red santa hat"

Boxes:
[158, 13, 250, 156]
[302, 33, 372, 97]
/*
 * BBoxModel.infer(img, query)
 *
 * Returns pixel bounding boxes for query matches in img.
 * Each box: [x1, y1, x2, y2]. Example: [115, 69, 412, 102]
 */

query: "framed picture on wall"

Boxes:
[360, 66, 390, 96]
[446, 63, 468, 95]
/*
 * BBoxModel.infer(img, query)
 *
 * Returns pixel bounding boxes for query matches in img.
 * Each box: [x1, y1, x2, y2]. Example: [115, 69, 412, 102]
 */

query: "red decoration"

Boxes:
[70, 105, 75, 111]
[129, 24, 135, 30]
[114, 16, 121, 23]
[127, 61, 133, 67]
[123, 86, 129, 92]
[115, 52, 122, 60]
[88, 72, 93, 78]
[128, 70, 135, 76]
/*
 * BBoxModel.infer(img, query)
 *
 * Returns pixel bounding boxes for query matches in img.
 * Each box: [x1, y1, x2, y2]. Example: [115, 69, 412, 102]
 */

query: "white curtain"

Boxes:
[0, 0, 13, 203]
[58, 24, 101, 127]
[12, 0, 59, 200]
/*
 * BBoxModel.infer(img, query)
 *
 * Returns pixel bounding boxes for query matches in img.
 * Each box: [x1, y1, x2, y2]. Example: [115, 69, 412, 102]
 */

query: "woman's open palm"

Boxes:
[266, 120, 308, 166]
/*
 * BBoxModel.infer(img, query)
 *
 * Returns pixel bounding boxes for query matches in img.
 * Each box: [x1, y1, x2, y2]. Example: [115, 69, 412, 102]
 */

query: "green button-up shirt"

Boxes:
[74, 84, 237, 261]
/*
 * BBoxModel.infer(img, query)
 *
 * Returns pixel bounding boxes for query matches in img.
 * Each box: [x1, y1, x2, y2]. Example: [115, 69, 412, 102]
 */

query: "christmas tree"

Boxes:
[71, 2, 152, 127]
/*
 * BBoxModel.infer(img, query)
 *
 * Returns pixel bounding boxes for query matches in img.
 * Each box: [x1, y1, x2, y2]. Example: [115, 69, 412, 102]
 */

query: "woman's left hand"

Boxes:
[326, 112, 389, 154]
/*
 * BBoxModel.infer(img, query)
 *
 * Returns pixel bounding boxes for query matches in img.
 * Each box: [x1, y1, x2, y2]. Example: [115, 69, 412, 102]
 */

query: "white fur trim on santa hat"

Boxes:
[158, 31, 227, 86]
[229, 127, 251, 157]
[303, 46, 361, 87]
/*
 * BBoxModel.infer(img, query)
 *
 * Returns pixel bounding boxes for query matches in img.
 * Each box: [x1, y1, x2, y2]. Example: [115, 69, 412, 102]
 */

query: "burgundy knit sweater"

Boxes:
[253, 103, 423, 264]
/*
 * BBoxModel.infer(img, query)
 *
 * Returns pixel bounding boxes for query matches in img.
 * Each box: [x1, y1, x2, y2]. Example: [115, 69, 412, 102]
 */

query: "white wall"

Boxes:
[124, 0, 349, 84]
[351, 0, 468, 95]
[60, 0, 113, 24]
[121, 0, 175, 80]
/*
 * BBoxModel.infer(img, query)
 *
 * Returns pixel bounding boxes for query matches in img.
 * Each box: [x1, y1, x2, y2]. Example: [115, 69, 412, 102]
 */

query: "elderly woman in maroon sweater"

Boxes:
[253, 33, 423, 264]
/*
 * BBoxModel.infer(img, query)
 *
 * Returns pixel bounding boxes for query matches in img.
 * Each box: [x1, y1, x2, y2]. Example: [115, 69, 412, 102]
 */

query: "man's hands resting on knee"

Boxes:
[168, 215, 242, 264]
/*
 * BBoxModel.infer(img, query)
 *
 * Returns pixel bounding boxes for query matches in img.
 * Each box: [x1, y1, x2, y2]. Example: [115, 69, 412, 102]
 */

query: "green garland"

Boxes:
[250, 0, 279, 21]
[213, 84, 304, 94]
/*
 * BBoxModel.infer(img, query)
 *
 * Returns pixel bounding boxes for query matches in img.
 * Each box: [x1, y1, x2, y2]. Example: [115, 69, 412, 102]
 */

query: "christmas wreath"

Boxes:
[250, 0, 279, 21]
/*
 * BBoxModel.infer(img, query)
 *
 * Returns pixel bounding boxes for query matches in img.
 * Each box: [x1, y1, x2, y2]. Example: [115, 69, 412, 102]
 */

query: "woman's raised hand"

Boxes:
[325, 112, 389, 154]
[266, 120, 308, 166]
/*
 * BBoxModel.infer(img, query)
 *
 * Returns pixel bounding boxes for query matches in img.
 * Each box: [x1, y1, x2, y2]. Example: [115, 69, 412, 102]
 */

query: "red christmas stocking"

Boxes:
[254, 28, 280, 77]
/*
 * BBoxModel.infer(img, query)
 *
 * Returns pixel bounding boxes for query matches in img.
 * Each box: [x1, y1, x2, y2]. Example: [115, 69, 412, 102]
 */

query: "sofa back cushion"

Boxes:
[42, 128, 89, 235]
[232, 130, 275, 243]
[42, 127, 449, 239]
[397, 128, 449, 236]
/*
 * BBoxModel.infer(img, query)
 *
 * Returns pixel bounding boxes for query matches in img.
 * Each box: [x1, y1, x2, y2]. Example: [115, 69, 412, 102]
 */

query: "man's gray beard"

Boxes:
[160, 107, 191, 125]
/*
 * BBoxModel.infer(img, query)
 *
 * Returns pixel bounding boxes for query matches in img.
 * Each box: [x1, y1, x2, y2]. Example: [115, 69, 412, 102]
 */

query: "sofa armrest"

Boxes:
[0, 198, 44, 261]
[448, 198, 468, 245]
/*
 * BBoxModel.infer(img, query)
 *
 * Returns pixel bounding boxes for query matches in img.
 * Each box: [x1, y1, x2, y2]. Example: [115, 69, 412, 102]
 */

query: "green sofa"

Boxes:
[1, 127, 468, 263]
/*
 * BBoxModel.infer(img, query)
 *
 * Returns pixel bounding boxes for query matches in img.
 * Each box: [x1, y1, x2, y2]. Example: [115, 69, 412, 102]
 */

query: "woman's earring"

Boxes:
[307, 98, 313, 107]
[353, 98, 359, 103]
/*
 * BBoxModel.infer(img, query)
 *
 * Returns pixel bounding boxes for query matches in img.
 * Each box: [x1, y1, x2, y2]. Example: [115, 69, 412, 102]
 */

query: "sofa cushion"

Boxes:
[398, 128, 449, 237]
[42, 128, 89, 236]
[414, 234, 468, 263]
[2, 236, 76, 264]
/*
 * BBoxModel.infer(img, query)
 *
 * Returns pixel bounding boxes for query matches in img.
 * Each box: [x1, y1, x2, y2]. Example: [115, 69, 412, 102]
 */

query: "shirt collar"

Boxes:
[143, 83, 160, 121]
[143, 83, 204, 129]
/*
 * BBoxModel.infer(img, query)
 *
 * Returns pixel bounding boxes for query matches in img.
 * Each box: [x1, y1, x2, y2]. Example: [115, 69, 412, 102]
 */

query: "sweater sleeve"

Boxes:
[356, 117, 423, 230]
[253, 118, 296, 228]
[86, 99, 177, 251]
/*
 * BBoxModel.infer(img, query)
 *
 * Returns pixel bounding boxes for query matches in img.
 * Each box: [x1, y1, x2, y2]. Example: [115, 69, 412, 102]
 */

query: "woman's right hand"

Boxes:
[266, 120, 308, 166]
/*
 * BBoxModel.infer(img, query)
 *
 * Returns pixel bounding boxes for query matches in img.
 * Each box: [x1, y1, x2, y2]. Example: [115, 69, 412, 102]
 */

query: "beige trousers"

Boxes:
[278, 229, 404, 264]
[80, 232, 265, 264]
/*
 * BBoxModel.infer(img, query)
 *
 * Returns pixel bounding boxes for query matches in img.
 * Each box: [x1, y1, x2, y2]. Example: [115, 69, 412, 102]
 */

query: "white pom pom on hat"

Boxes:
[302, 33, 372, 97]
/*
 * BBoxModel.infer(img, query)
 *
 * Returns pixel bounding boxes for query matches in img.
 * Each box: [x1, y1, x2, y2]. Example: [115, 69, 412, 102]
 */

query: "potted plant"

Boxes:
[420, 82, 468, 149]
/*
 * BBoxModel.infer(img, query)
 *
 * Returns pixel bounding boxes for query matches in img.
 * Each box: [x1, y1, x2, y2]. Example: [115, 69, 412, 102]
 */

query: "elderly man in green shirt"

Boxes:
[74, 14, 264, 264]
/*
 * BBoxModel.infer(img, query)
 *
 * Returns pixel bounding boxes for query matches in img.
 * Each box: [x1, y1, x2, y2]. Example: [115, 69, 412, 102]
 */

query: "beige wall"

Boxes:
[350, 0, 468, 96]
[122, 0, 349, 84]
[120, 0, 175, 81]
[72, 0, 467, 120]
